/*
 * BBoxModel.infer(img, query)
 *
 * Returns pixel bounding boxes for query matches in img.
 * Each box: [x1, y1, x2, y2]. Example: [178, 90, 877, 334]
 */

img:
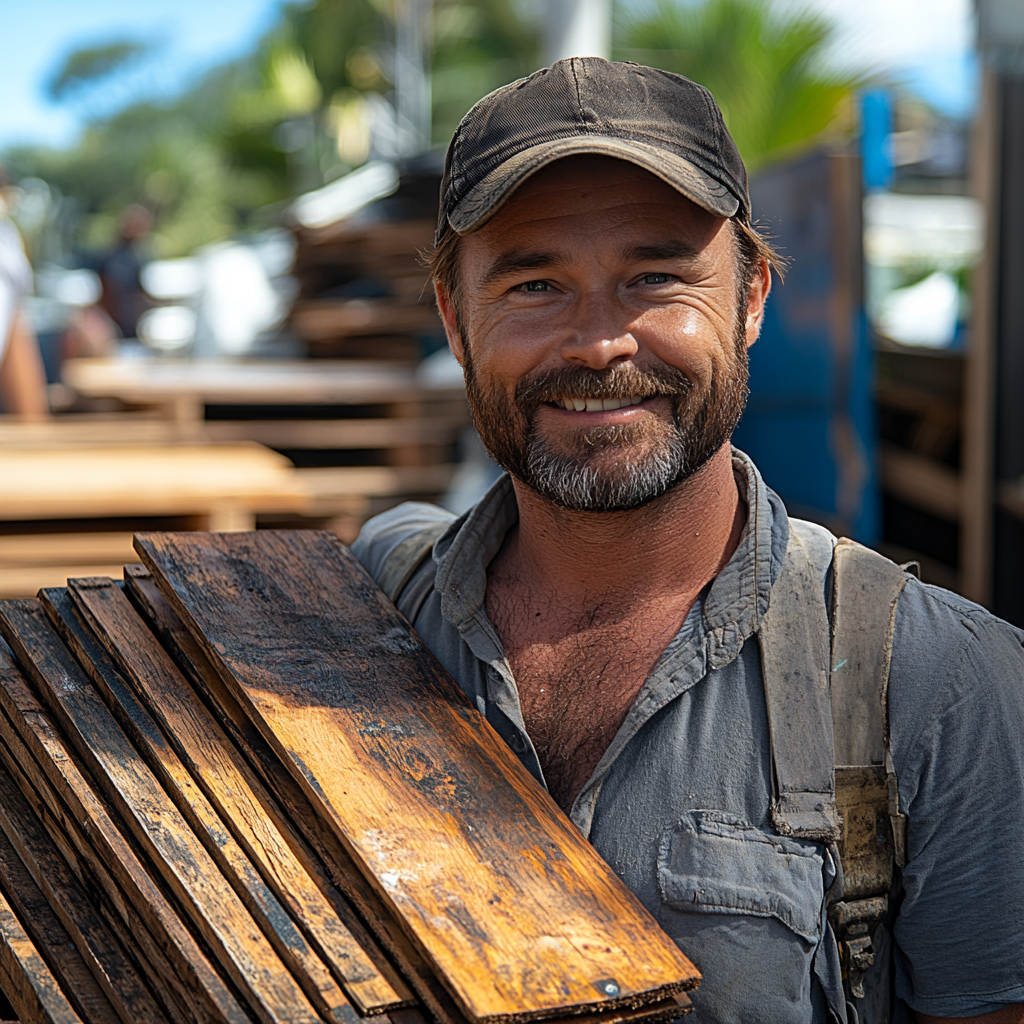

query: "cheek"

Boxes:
[630, 304, 725, 383]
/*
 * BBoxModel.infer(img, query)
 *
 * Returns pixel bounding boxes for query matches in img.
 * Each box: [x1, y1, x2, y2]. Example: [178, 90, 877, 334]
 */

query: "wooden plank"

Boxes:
[0, 812, 119, 1024]
[0, 603, 321, 1024]
[879, 444, 962, 522]
[61, 578, 411, 1018]
[136, 530, 701, 1024]
[0, 761, 164, 1024]
[0, 690, 192, 1024]
[0, 881, 83, 1024]
[0, 445, 306, 521]
[0, 535, 136, 568]
[0, 567, 129, 601]
[0, 639, 244, 1024]
[201, 418, 463, 451]
[121, 566, 473, 1024]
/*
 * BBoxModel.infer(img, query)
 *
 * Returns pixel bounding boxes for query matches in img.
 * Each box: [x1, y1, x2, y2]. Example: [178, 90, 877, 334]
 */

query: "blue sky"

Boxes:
[0, 0, 284, 150]
[0, 0, 977, 153]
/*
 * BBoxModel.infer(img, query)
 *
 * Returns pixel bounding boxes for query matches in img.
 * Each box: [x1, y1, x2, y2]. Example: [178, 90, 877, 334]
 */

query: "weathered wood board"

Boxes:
[0, 638, 246, 1024]
[121, 565, 473, 1024]
[0, 812, 119, 1024]
[135, 530, 700, 1024]
[0, 604, 319, 1024]
[0, 763, 163, 1024]
[62, 577, 412, 1018]
[0, 873, 83, 1024]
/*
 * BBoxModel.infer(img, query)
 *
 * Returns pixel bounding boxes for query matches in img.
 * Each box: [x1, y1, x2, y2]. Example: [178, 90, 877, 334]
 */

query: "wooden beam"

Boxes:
[136, 530, 700, 1024]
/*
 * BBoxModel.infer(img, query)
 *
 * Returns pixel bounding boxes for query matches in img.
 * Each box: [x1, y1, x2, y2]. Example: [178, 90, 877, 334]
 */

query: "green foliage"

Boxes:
[47, 39, 155, 103]
[616, 0, 861, 171]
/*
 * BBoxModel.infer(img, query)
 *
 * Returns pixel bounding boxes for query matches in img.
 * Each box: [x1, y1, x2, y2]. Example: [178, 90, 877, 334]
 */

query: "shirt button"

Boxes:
[508, 732, 527, 754]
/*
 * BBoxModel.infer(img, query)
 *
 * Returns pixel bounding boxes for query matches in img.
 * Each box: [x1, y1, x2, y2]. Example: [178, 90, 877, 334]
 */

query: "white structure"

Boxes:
[544, 0, 612, 65]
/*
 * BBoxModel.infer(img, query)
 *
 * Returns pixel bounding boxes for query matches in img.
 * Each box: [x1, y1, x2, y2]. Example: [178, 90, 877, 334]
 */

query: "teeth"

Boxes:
[555, 395, 645, 410]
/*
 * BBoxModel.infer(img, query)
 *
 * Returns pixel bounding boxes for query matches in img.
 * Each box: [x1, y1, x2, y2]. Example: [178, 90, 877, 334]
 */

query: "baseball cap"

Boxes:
[437, 57, 750, 243]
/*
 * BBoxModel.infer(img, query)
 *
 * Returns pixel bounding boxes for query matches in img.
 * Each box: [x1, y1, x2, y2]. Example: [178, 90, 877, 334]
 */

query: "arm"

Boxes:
[918, 1009, 1024, 1024]
[0, 311, 49, 420]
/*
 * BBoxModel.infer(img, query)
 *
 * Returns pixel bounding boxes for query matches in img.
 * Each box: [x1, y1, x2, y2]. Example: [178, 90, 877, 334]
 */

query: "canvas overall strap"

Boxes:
[759, 533, 909, 1022]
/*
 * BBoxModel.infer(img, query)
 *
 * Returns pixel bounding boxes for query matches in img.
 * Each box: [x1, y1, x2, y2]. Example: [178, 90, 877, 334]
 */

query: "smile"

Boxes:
[552, 396, 646, 412]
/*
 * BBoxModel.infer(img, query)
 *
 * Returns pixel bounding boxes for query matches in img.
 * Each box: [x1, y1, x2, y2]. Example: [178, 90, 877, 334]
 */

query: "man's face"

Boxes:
[437, 156, 768, 512]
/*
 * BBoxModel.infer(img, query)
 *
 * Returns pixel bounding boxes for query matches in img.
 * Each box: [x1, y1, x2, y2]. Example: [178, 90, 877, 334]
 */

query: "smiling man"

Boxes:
[352, 59, 1024, 1024]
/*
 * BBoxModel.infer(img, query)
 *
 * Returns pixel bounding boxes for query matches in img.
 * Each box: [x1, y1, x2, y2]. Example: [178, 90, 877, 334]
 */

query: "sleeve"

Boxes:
[350, 501, 457, 588]
[0, 220, 32, 359]
[887, 580, 1024, 1019]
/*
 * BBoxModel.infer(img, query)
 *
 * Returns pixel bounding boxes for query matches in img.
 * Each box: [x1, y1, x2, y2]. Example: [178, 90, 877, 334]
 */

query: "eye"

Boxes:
[641, 273, 673, 285]
[518, 280, 550, 292]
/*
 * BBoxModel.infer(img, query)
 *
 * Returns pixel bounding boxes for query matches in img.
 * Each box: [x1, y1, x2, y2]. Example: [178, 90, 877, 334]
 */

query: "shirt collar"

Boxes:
[432, 447, 790, 666]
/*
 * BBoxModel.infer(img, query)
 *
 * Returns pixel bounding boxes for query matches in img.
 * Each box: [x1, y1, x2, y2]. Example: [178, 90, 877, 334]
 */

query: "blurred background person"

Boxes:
[0, 167, 48, 419]
[96, 202, 152, 339]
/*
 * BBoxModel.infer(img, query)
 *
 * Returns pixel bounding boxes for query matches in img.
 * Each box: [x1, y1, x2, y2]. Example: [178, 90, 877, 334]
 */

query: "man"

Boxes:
[353, 59, 1024, 1024]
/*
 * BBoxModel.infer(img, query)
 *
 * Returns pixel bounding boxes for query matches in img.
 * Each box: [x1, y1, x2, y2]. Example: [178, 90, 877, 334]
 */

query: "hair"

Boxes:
[425, 214, 786, 338]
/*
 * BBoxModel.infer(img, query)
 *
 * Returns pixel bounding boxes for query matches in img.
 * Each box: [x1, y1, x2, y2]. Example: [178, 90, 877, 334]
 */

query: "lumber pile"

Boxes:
[0, 529, 699, 1024]
[289, 166, 443, 363]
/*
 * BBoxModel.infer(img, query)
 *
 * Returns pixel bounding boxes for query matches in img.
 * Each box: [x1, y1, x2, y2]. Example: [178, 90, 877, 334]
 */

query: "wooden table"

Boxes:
[0, 429, 308, 597]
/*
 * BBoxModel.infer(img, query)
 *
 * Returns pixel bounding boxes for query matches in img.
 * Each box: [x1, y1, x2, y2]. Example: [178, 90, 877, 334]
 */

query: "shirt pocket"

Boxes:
[657, 810, 827, 1023]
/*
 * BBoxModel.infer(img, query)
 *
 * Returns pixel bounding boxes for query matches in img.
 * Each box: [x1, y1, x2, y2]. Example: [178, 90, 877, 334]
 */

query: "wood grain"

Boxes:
[0, 636, 241, 1024]
[0, 807, 119, 1024]
[0, 878, 83, 1024]
[44, 584, 359, 1024]
[122, 565, 470, 1024]
[0, 762, 164, 1024]
[136, 530, 700, 1024]
[63, 577, 411, 1018]
[0, 604, 313, 1024]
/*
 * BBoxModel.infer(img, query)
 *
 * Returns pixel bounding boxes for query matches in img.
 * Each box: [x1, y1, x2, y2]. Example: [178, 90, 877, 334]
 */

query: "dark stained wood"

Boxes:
[0, 638, 239, 1024]
[43, 585, 360, 1024]
[0, 764, 163, 1024]
[0, 608, 286, 1024]
[0, 878, 83, 1024]
[122, 565, 471, 1024]
[62, 578, 412, 1019]
[136, 530, 701, 1024]
[0, 811, 119, 1024]
[0, 682, 193, 1024]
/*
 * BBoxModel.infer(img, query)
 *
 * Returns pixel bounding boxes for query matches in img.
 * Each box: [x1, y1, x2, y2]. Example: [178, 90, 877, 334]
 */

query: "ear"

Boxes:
[743, 258, 772, 349]
[434, 282, 465, 364]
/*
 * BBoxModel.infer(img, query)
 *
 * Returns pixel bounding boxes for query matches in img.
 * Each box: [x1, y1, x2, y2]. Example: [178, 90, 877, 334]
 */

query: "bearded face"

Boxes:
[462, 319, 750, 513]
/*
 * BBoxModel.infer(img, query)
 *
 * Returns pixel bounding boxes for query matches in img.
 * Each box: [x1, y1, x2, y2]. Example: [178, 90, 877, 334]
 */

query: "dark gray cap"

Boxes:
[437, 57, 750, 243]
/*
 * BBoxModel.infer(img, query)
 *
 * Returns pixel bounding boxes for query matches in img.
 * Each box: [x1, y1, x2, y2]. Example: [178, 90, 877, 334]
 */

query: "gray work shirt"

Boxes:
[352, 449, 1024, 1024]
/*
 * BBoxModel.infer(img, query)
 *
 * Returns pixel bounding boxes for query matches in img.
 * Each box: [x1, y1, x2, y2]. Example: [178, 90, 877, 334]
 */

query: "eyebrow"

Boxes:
[621, 241, 702, 263]
[479, 249, 560, 288]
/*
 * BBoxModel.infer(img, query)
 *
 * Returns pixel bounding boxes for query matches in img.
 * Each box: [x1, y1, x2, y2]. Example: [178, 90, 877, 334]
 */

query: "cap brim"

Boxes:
[447, 135, 741, 235]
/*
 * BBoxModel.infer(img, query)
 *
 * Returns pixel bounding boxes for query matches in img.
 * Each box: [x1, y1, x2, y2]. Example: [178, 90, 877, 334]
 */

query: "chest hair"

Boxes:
[487, 585, 689, 812]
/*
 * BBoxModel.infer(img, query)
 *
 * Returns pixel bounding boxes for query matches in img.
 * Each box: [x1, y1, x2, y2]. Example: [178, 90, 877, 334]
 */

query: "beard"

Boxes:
[462, 325, 750, 514]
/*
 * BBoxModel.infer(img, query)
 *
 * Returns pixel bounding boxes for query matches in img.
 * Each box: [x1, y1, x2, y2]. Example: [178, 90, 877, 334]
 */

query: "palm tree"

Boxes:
[615, 0, 861, 172]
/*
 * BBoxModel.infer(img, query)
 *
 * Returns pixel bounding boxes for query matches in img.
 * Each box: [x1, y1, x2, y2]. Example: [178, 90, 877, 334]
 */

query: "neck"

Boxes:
[497, 444, 745, 608]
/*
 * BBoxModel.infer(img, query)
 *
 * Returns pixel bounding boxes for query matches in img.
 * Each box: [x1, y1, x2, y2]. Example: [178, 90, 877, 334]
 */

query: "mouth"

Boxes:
[547, 395, 648, 412]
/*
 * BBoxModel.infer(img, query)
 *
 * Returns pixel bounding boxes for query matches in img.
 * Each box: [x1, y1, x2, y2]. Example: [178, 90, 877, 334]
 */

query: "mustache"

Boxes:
[514, 363, 692, 408]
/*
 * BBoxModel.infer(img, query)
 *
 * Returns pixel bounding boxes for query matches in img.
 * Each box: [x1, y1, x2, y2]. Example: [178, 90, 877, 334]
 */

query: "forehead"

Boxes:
[466, 155, 726, 256]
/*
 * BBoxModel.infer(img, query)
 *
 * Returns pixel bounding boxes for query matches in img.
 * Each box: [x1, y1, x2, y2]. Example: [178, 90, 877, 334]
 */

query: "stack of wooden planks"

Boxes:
[0, 529, 699, 1024]
[290, 218, 440, 363]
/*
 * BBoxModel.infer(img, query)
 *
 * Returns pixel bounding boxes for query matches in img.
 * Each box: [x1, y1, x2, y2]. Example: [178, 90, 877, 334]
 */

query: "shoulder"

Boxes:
[350, 501, 458, 588]
[889, 578, 1024, 755]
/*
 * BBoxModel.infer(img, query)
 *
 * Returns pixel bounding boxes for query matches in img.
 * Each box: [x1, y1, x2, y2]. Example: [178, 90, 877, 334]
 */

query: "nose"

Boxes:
[558, 294, 638, 370]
